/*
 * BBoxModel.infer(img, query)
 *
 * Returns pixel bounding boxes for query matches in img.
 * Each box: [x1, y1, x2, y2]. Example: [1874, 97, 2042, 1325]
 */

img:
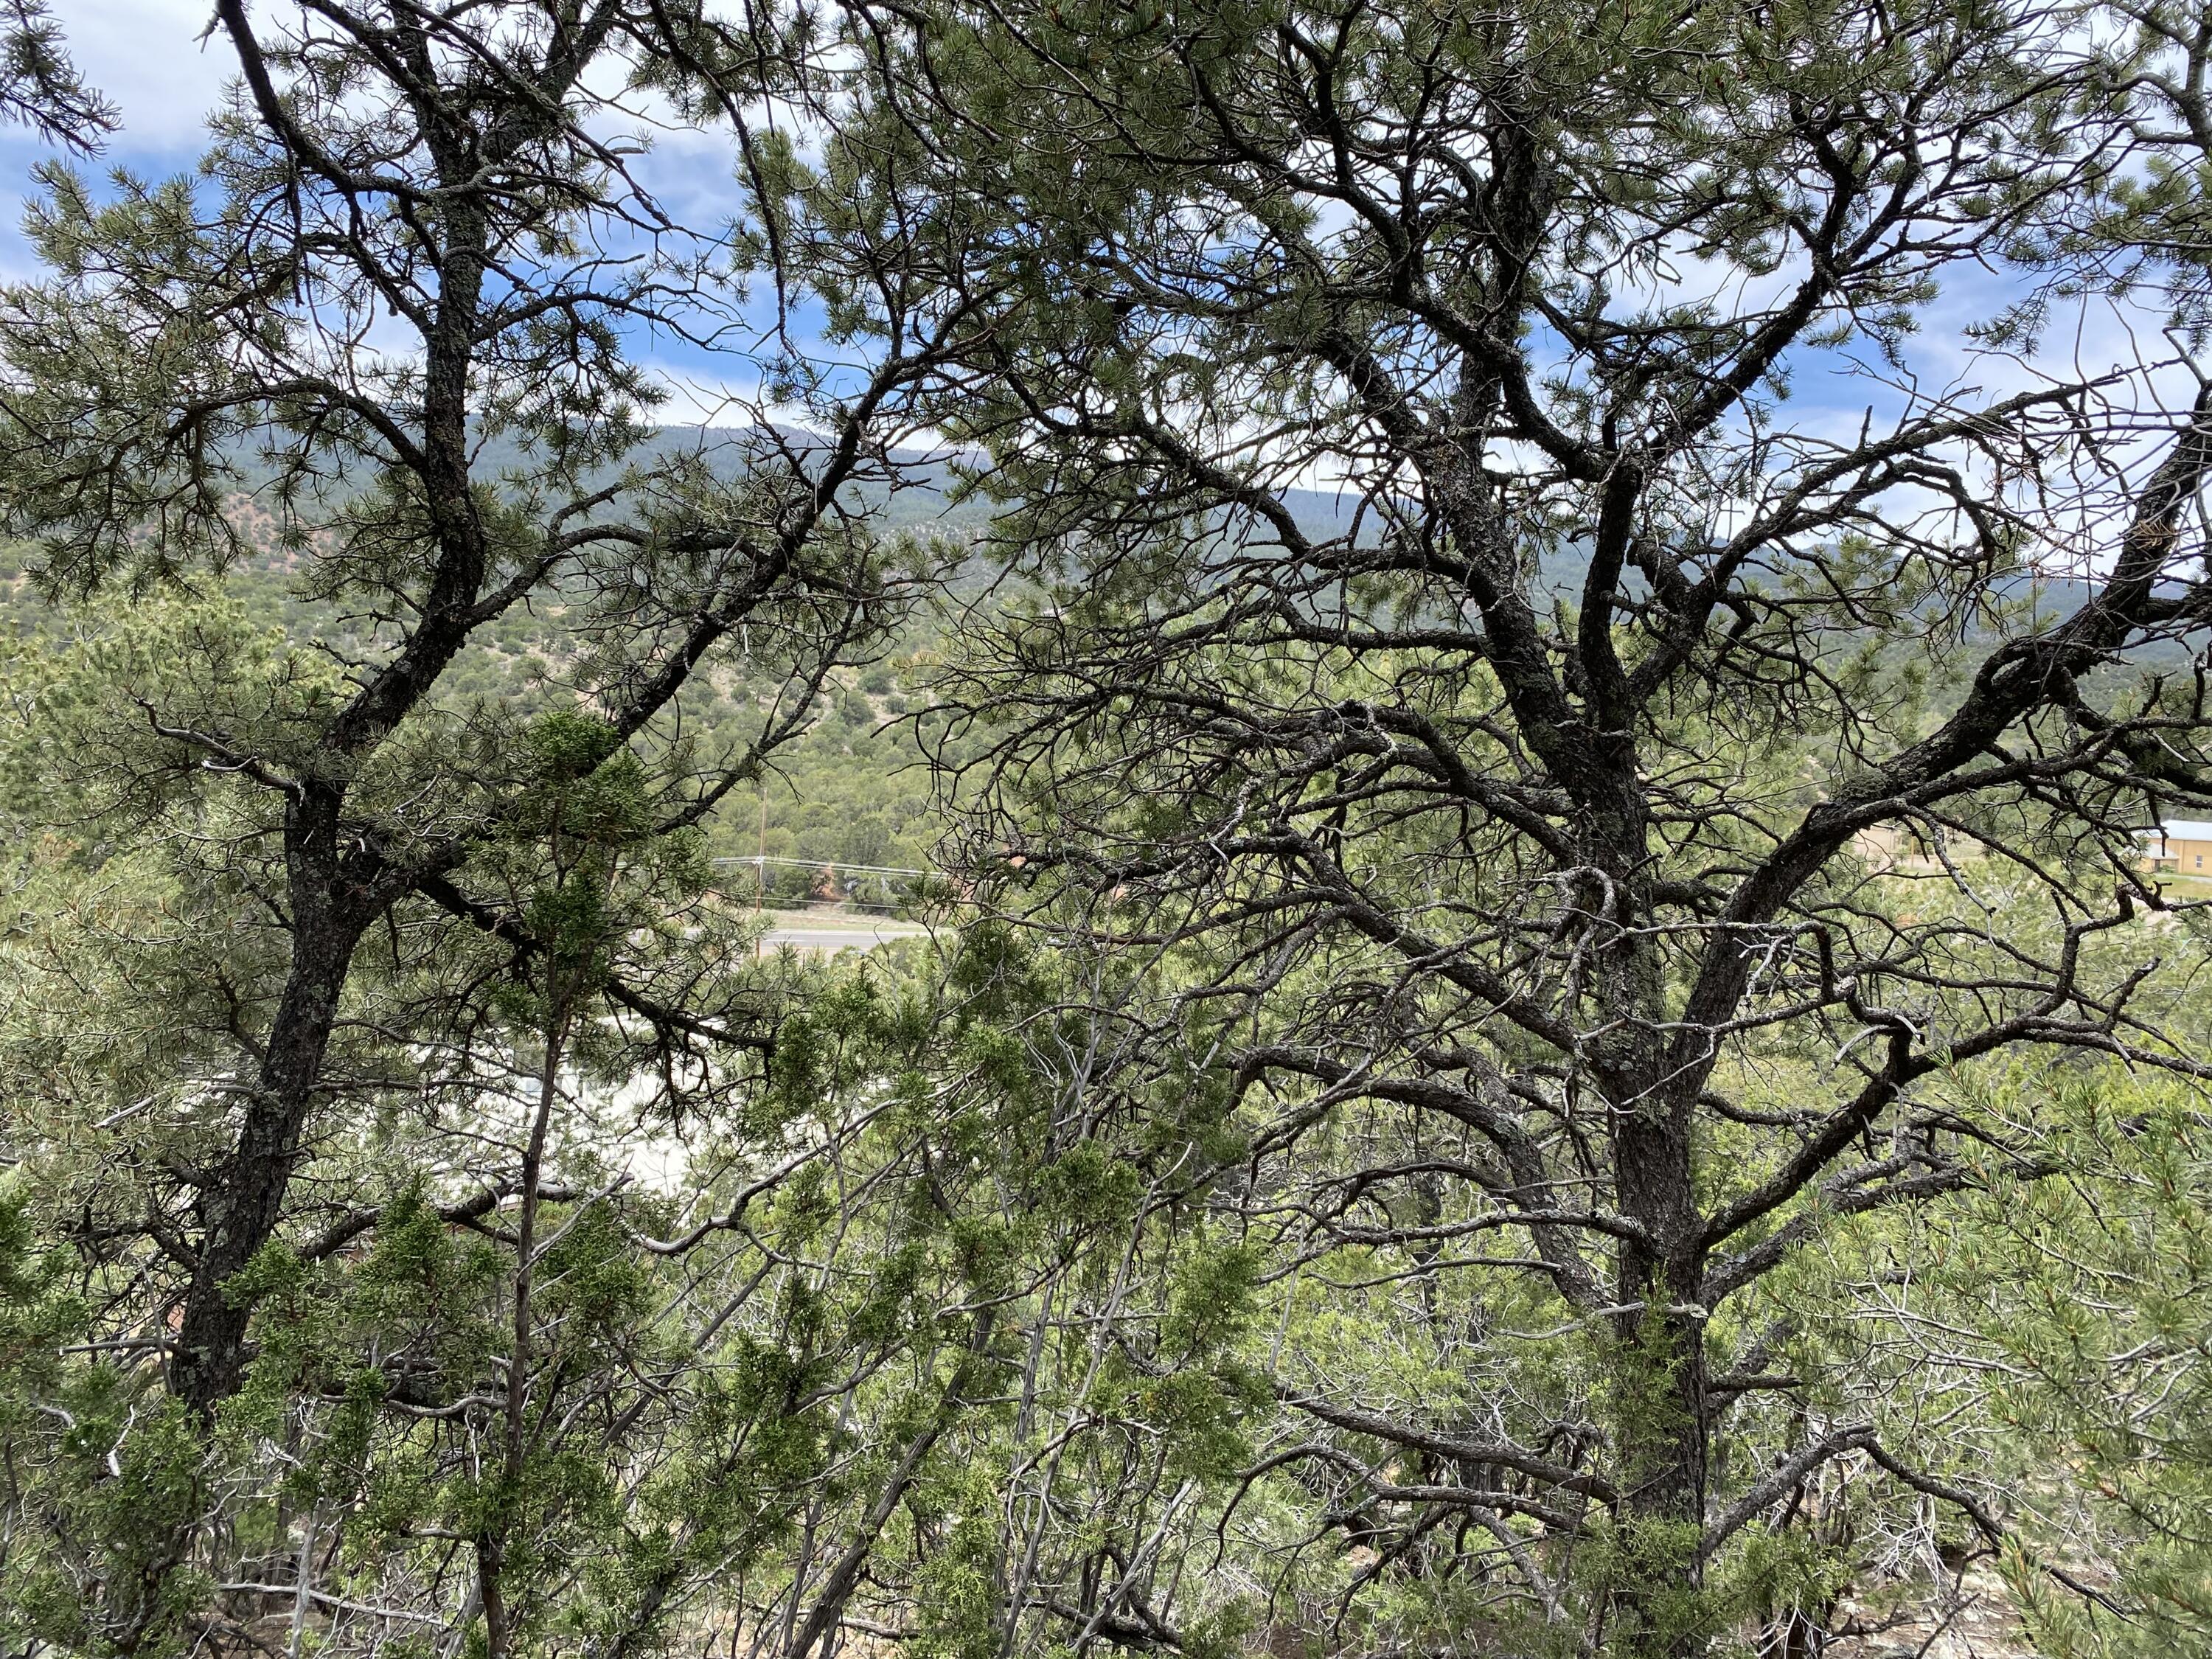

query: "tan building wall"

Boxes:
[2146, 835, 2212, 874]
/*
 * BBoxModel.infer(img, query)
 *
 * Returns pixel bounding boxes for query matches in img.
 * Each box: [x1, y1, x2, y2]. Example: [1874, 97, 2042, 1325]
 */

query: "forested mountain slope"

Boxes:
[5, 2, 2212, 1658]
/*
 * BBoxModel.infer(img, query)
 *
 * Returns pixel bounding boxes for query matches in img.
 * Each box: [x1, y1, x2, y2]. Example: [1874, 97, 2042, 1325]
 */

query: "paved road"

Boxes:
[759, 915, 928, 953]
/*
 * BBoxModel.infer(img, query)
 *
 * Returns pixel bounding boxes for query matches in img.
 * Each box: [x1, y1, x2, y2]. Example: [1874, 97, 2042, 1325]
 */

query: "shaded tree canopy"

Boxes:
[868, 0, 2212, 1646]
[5, 0, 2212, 1655]
[0, 0, 987, 1646]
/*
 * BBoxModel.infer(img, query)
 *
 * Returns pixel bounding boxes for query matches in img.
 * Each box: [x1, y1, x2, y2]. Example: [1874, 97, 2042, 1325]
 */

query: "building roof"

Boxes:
[2155, 820, 2212, 842]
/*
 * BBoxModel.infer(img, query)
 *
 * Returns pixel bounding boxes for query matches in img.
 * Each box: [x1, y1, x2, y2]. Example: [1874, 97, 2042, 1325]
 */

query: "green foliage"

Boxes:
[5, 0, 2212, 1652]
[1953, 1077, 2212, 1656]
[910, 1466, 1006, 1659]
[0, 1198, 209, 1658]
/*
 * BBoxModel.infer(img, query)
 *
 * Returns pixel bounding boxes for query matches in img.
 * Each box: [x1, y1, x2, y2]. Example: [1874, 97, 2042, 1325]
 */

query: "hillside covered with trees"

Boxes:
[6, 0, 2212, 1656]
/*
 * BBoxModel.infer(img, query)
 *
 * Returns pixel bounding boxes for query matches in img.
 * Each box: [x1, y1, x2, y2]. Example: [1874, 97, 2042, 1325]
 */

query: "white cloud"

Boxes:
[52, 0, 231, 150]
[0, 0, 229, 277]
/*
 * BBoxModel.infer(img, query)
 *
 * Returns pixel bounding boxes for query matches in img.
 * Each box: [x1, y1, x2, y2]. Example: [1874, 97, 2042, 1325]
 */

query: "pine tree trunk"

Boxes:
[1610, 1101, 1712, 1659]
[171, 794, 372, 1420]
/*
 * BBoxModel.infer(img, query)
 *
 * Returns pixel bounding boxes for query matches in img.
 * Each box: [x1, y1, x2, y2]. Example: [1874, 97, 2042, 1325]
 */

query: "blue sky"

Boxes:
[2, 0, 227, 209]
[13, 0, 2188, 540]
[10, 0, 792, 419]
